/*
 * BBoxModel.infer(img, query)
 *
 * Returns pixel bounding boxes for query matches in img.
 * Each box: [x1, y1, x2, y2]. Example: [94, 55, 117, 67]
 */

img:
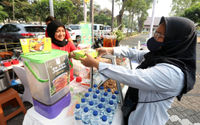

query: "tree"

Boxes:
[123, 0, 152, 33]
[93, 5, 112, 25]
[32, 0, 49, 24]
[14, 0, 33, 22]
[54, 0, 74, 24]
[182, 2, 200, 25]
[170, 0, 200, 16]
[116, 0, 127, 30]
[0, 0, 13, 22]
[0, 5, 8, 22]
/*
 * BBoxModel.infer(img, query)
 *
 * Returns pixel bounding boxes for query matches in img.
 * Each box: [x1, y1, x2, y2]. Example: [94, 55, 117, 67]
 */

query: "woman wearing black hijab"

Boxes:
[77, 16, 197, 125]
[47, 20, 76, 81]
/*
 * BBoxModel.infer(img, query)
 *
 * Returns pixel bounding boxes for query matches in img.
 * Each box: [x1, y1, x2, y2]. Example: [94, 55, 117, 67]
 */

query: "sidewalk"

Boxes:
[166, 76, 200, 125]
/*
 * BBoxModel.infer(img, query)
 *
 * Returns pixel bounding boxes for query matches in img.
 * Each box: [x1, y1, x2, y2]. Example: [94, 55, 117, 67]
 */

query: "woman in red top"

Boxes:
[47, 20, 76, 81]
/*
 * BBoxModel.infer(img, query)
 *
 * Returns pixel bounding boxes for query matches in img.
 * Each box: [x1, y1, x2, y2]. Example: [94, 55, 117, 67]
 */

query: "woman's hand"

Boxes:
[79, 53, 99, 69]
[96, 47, 114, 57]
[69, 52, 75, 58]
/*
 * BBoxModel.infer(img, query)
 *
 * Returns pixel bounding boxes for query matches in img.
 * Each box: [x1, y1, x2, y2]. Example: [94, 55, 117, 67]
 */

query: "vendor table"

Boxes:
[23, 103, 123, 125]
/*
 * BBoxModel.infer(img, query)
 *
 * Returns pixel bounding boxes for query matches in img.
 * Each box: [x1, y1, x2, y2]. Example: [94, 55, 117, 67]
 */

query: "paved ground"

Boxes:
[5, 34, 200, 125]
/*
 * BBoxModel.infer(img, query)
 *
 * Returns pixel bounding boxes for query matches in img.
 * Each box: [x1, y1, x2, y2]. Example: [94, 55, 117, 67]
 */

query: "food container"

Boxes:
[11, 59, 19, 65]
[73, 49, 98, 60]
[21, 49, 71, 118]
[3, 61, 11, 67]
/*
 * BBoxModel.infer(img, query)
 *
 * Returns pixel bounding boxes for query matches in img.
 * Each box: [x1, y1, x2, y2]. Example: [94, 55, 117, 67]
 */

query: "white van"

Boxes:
[67, 24, 81, 42]
[93, 24, 104, 38]
[103, 25, 111, 35]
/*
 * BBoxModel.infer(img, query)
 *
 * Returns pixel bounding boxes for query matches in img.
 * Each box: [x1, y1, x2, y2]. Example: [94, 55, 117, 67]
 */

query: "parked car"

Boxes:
[67, 24, 81, 42]
[65, 26, 76, 42]
[0, 23, 45, 51]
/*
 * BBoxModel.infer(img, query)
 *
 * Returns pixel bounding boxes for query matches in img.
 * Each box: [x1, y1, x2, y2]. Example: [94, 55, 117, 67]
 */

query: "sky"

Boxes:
[94, 0, 173, 17]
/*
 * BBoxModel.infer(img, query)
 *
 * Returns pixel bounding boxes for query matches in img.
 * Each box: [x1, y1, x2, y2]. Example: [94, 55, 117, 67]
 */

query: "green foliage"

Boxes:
[182, 2, 200, 25]
[170, 0, 200, 16]
[94, 8, 112, 25]
[113, 30, 125, 41]
[0, 5, 8, 21]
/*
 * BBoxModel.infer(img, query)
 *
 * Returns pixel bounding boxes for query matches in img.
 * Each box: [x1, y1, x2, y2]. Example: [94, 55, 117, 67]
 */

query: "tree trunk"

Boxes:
[117, 0, 127, 30]
[130, 11, 134, 34]
[126, 11, 131, 36]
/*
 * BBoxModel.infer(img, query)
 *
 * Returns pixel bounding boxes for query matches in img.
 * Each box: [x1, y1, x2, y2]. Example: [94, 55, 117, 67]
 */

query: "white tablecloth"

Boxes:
[23, 104, 123, 125]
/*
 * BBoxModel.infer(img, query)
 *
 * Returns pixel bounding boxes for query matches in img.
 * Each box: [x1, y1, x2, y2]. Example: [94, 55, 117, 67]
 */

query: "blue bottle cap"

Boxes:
[104, 92, 108, 96]
[85, 93, 89, 97]
[114, 91, 119, 94]
[81, 98, 86, 103]
[88, 88, 92, 92]
[89, 101, 94, 106]
[75, 104, 80, 109]
[106, 108, 111, 113]
[100, 86, 104, 90]
[93, 94, 97, 98]
[93, 84, 97, 88]
[109, 100, 114, 105]
[84, 107, 89, 112]
[93, 110, 98, 116]
[107, 88, 111, 92]
[98, 103, 103, 108]
[100, 98, 105, 102]
[96, 90, 100, 94]
[112, 95, 116, 99]
[102, 115, 107, 121]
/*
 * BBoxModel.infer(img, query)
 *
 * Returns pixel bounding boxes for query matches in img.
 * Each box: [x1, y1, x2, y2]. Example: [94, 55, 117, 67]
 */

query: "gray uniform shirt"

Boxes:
[98, 47, 184, 125]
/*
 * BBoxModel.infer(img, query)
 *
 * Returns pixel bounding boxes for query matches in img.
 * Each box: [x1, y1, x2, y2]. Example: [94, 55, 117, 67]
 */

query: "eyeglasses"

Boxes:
[154, 31, 165, 39]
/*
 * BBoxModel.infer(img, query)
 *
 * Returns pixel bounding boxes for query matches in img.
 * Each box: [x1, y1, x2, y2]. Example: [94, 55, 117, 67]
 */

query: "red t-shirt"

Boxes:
[45, 30, 71, 40]
[52, 42, 76, 81]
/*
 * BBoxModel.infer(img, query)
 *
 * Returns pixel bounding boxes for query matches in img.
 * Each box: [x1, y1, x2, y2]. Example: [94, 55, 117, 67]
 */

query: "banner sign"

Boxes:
[80, 23, 92, 45]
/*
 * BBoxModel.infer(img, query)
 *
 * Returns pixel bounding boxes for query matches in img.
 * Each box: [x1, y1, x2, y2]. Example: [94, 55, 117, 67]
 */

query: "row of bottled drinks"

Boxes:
[74, 84, 120, 125]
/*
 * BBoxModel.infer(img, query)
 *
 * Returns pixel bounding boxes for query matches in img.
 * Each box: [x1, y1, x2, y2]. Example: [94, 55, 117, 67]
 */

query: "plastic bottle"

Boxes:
[107, 88, 112, 98]
[100, 115, 109, 125]
[105, 108, 113, 124]
[114, 90, 120, 103]
[95, 90, 101, 99]
[82, 107, 90, 124]
[80, 98, 87, 108]
[103, 92, 109, 103]
[74, 104, 82, 125]
[92, 94, 98, 105]
[97, 103, 104, 116]
[88, 88, 93, 93]
[100, 97, 106, 105]
[111, 95, 118, 107]
[108, 100, 115, 113]
[99, 86, 105, 95]
[84, 93, 90, 102]
[90, 110, 100, 125]
[88, 101, 95, 112]
[93, 84, 98, 92]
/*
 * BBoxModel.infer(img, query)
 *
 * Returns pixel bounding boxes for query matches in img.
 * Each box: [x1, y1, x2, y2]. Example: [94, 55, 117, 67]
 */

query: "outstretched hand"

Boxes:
[96, 47, 114, 57]
[79, 53, 99, 69]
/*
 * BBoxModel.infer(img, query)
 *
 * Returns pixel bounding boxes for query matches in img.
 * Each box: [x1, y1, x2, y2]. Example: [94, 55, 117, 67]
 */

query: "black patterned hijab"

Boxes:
[138, 16, 197, 99]
[47, 20, 68, 47]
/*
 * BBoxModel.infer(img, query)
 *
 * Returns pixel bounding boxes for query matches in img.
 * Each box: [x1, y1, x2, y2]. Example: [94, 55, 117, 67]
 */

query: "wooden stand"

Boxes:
[0, 88, 26, 125]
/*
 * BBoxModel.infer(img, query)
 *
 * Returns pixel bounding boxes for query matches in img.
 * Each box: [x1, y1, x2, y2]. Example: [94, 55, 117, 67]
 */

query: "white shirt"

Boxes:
[98, 47, 184, 125]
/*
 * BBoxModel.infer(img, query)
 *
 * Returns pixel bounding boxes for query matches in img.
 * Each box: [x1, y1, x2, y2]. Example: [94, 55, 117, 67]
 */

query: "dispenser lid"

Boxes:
[21, 49, 68, 63]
